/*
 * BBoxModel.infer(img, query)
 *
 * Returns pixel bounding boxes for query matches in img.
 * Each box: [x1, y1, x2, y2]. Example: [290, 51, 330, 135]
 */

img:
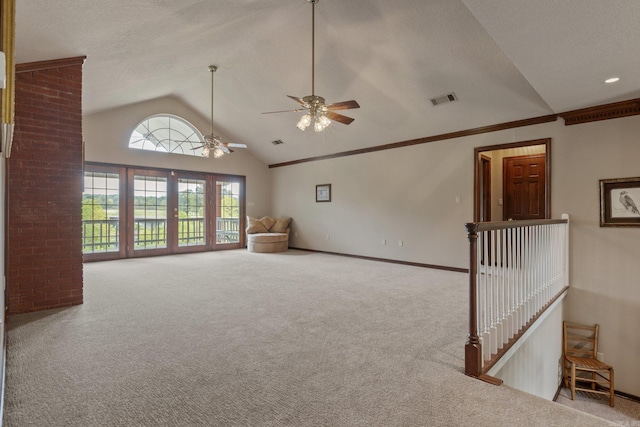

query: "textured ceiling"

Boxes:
[14, 0, 640, 165]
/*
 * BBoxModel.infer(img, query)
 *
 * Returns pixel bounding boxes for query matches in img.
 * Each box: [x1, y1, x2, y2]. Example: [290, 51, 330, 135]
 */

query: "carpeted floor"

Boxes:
[2, 250, 623, 426]
[556, 387, 640, 425]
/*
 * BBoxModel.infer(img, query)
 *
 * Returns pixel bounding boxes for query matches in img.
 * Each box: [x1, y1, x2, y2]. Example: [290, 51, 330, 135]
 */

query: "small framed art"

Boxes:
[599, 177, 640, 227]
[316, 184, 331, 202]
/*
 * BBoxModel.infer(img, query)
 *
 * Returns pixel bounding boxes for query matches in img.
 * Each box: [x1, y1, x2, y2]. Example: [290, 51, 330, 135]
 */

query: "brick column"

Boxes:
[8, 57, 86, 315]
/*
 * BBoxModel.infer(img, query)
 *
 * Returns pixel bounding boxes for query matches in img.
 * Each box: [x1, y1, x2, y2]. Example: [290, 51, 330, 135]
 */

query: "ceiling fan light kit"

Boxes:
[262, 0, 360, 133]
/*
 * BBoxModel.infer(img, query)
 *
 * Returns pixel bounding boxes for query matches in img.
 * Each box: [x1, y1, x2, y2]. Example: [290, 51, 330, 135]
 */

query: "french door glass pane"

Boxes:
[82, 172, 120, 254]
[178, 178, 206, 247]
[133, 176, 167, 250]
[216, 181, 240, 244]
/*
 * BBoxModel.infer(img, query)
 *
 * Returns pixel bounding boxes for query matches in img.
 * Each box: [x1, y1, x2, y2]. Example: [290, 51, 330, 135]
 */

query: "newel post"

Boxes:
[465, 222, 482, 377]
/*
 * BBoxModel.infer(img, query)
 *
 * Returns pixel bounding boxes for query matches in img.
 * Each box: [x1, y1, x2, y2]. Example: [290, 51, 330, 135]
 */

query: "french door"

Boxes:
[128, 169, 171, 257]
[82, 164, 245, 261]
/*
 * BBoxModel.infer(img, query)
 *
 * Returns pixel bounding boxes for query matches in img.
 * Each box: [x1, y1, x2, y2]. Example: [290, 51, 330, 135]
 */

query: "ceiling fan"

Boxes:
[262, 0, 360, 132]
[193, 65, 247, 158]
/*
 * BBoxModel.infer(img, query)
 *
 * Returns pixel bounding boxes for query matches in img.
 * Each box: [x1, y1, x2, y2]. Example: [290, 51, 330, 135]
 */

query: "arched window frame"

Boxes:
[129, 114, 205, 157]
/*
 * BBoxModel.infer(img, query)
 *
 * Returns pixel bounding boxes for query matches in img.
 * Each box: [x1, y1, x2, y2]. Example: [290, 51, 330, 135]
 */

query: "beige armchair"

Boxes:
[246, 216, 291, 253]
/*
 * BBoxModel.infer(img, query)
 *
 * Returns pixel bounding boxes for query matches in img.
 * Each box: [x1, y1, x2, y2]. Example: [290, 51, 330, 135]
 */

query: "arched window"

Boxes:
[129, 114, 204, 156]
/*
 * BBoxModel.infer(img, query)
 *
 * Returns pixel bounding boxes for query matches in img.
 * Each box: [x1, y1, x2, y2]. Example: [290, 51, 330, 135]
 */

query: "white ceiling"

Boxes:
[14, 0, 640, 165]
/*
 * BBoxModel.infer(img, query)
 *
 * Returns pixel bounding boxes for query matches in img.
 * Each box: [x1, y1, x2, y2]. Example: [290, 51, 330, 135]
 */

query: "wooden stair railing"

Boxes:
[465, 215, 570, 381]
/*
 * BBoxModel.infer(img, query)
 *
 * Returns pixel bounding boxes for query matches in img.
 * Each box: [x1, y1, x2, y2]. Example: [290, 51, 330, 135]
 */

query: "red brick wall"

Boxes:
[8, 57, 85, 315]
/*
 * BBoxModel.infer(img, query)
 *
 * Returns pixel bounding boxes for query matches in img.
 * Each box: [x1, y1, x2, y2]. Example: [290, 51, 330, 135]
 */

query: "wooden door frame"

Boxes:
[127, 168, 172, 258]
[211, 174, 246, 250]
[173, 171, 211, 254]
[480, 154, 492, 222]
[473, 138, 551, 222]
[82, 164, 128, 262]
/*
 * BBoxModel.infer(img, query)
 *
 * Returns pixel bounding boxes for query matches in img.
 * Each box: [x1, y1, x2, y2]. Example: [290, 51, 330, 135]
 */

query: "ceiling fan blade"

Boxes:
[223, 142, 248, 149]
[262, 108, 306, 114]
[220, 146, 231, 154]
[287, 95, 307, 106]
[326, 100, 360, 111]
[326, 111, 355, 125]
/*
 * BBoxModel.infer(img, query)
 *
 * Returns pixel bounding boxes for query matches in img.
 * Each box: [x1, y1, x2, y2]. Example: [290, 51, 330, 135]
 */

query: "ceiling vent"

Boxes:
[430, 92, 458, 106]
[271, 139, 284, 145]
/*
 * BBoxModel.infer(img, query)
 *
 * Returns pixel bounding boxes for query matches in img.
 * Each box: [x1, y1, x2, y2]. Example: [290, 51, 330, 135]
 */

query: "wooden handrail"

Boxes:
[473, 218, 568, 232]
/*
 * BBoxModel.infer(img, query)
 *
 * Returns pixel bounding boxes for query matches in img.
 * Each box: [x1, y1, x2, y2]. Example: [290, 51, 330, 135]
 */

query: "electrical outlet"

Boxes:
[326, 234, 330, 240]
[381, 239, 386, 245]
[597, 352, 604, 362]
[294, 232, 298, 238]
[398, 240, 403, 247]
[455, 195, 461, 204]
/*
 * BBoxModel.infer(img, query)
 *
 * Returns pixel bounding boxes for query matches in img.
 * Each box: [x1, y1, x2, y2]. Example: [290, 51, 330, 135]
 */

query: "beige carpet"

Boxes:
[556, 388, 640, 425]
[3, 250, 620, 426]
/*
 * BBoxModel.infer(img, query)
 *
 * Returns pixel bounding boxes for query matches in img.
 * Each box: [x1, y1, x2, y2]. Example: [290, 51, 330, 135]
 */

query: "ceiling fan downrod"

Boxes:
[208, 65, 217, 136]
[261, 0, 359, 131]
[309, 0, 318, 96]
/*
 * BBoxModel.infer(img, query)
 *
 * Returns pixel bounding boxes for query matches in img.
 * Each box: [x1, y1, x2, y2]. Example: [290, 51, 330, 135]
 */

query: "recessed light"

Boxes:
[604, 77, 620, 84]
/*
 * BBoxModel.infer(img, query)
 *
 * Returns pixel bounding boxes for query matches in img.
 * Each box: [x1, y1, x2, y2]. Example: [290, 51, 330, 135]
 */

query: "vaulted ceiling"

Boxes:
[14, 0, 640, 165]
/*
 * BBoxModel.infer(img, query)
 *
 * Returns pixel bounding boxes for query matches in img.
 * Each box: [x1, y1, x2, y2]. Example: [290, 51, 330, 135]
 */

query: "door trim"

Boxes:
[480, 154, 492, 222]
[473, 138, 551, 222]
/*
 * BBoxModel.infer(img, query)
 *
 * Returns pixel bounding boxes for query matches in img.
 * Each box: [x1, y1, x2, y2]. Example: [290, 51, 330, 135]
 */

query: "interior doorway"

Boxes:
[474, 138, 551, 222]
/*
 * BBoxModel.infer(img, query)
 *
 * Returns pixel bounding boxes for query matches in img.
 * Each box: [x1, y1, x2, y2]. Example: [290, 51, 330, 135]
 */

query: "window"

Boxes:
[178, 178, 206, 247]
[133, 175, 168, 250]
[82, 170, 121, 254]
[216, 181, 241, 244]
[129, 114, 205, 156]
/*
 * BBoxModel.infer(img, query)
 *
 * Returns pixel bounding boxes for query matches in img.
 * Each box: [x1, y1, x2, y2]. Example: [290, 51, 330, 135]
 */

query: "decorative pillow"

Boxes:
[246, 216, 269, 234]
[270, 217, 291, 233]
[259, 216, 276, 231]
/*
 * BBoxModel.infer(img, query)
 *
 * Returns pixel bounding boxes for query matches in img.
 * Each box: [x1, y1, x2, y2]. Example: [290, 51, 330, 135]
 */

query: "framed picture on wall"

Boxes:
[600, 177, 640, 227]
[316, 184, 331, 202]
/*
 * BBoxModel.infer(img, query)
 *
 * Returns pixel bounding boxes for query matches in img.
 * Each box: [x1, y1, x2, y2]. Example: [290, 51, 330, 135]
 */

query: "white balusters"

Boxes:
[469, 216, 570, 372]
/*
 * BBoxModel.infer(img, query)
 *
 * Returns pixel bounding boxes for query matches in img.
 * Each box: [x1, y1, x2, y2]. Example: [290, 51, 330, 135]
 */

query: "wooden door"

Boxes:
[503, 154, 546, 220]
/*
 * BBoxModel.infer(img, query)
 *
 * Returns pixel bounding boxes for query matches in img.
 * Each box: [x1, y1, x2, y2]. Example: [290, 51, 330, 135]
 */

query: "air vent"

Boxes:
[430, 92, 458, 106]
[271, 139, 284, 145]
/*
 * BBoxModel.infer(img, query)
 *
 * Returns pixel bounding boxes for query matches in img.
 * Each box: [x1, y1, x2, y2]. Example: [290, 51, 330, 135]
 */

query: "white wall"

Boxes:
[270, 115, 640, 396]
[272, 138, 473, 268]
[553, 115, 640, 397]
[490, 296, 565, 400]
[83, 96, 272, 218]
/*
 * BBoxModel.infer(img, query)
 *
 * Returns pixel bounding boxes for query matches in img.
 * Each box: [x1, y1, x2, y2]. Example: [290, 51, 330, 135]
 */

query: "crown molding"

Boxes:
[16, 56, 86, 73]
[559, 98, 640, 126]
[269, 114, 557, 168]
